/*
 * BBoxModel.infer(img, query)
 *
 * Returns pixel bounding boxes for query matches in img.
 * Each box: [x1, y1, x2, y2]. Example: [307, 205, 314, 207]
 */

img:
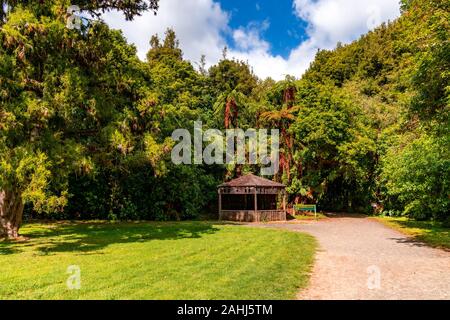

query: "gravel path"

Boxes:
[260, 216, 450, 300]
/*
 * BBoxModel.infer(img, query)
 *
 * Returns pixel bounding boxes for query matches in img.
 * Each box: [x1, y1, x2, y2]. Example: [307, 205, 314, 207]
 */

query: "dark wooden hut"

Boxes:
[217, 174, 286, 222]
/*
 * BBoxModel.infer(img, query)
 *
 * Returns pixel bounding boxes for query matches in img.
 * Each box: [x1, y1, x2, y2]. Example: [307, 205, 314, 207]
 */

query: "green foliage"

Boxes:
[208, 59, 258, 98]
[0, 147, 67, 212]
[382, 134, 450, 220]
[1, 0, 448, 227]
[289, 84, 375, 212]
[407, 0, 449, 126]
[379, 0, 450, 220]
[1, 0, 159, 22]
[0, 2, 213, 225]
[285, 0, 449, 218]
[443, 216, 450, 229]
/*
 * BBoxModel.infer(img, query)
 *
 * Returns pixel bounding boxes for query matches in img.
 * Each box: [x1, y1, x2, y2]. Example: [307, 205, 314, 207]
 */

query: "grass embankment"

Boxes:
[375, 217, 449, 250]
[0, 221, 316, 299]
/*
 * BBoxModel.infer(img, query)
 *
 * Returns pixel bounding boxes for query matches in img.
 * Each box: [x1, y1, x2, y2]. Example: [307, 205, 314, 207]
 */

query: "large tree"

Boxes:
[260, 78, 299, 183]
[208, 59, 258, 178]
[0, 0, 160, 238]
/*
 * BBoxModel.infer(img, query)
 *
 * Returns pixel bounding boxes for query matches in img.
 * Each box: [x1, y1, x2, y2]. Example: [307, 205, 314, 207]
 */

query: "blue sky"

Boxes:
[220, 1, 309, 58]
[104, 0, 401, 80]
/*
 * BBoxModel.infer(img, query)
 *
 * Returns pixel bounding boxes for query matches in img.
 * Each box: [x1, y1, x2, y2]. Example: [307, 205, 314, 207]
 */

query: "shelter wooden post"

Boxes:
[254, 187, 258, 222]
[218, 189, 222, 220]
[282, 191, 286, 212]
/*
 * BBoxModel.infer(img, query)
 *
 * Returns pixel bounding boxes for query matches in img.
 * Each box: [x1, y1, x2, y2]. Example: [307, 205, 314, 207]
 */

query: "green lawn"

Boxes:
[0, 221, 316, 300]
[375, 217, 450, 250]
[293, 212, 327, 221]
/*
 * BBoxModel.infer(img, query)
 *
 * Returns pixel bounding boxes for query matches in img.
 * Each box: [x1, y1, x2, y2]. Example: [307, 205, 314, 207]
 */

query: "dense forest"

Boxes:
[0, 0, 448, 238]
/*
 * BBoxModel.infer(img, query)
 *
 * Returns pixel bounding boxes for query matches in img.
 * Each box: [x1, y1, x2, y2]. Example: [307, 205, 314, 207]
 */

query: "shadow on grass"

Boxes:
[323, 212, 368, 218]
[0, 221, 224, 256]
[0, 244, 20, 255]
[386, 219, 450, 251]
[388, 237, 430, 248]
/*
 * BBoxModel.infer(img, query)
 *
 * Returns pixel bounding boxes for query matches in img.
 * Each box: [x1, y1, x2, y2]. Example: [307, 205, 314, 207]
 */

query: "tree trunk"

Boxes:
[235, 164, 243, 178]
[0, 189, 24, 239]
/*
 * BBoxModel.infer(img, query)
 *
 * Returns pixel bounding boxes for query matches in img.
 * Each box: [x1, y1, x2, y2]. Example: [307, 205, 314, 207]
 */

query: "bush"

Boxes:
[61, 164, 220, 221]
[442, 216, 450, 228]
[382, 209, 403, 217]
[382, 134, 450, 220]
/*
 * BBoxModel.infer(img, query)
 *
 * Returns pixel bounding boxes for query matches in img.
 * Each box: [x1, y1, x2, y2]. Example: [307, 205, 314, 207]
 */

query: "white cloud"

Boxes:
[294, 0, 400, 46]
[103, 0, 401, 80]
[104, 0, 228, 67]
[232, 21, 270, 51]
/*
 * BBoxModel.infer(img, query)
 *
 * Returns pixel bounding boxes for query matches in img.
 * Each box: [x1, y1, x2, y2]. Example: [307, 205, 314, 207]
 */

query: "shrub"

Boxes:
[382, 134, 450, 220]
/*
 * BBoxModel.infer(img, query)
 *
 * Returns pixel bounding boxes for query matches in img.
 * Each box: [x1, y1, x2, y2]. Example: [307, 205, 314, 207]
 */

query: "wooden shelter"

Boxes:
[218, 174, 286, 222]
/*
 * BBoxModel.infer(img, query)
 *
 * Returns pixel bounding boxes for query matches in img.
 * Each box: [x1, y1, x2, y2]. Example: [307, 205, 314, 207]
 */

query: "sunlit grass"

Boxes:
[374, 217, 449, 250]
[293, 213, 327, 221]
[0, 221, 316, 300]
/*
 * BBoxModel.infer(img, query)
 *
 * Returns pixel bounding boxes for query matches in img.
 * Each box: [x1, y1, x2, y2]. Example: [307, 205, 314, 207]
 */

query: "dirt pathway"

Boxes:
[261, 216, 450, 300]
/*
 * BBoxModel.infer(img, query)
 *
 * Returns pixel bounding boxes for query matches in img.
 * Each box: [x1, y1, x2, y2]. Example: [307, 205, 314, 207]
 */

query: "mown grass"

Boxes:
[374, 217, 450, 250]
[0, 221, 316, 300]
[293, 212, 327, 221]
